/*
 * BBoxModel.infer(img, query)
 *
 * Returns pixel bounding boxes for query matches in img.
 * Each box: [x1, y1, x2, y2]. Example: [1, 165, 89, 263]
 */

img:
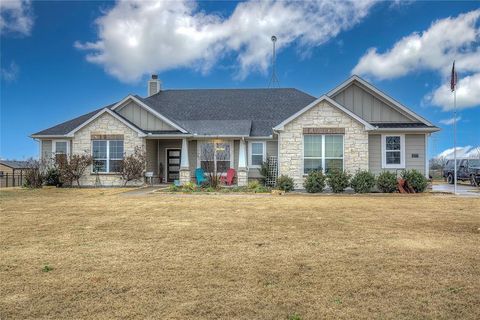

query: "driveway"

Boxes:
[433, 183, 480, 197]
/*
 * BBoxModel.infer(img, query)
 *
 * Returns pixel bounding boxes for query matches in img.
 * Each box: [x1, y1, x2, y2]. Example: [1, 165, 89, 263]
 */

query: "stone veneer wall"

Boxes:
[278, 100, 369, 188]
[72, 112, 145, 186]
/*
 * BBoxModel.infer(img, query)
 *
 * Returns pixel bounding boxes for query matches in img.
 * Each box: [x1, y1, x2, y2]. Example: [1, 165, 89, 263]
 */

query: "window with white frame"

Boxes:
[92, 140, 124, 173]
[199, 141, 232, 173]
[382, 134, 405, 168]
[304, 134, 344, 174]
[249, 141, 265, 167]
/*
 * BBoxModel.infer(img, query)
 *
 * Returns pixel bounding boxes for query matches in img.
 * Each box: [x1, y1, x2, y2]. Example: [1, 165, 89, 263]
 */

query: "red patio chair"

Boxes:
[220, 168, 236, 186]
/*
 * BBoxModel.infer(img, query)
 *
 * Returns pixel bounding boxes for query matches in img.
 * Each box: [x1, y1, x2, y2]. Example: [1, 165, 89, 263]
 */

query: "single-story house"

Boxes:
[31, 75, 440, 188]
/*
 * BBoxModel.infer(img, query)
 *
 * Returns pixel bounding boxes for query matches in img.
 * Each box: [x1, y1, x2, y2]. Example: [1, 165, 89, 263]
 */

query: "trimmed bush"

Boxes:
[350, 170, 375, 193]
[376, 171, 397, 193]
[44, 168, 62, 187]
[326, 169, 351, 193]
[401, 169, 428, 193]
[277, 175, 294, 192]
[303, 170, 326, 193]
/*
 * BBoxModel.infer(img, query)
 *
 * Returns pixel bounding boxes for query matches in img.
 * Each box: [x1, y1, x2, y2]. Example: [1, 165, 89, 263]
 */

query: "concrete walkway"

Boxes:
[120, 186, 167, 196]
[432, 183, 480, 197]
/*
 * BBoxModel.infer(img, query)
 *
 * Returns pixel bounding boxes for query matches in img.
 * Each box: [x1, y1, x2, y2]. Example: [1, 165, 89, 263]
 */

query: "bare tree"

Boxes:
[429, 156, 447, 170]
[24, 158, 45, 188]
[57, 153, 93, 187]
[119, 146, 146, 186]
[200, 142, 229, 188]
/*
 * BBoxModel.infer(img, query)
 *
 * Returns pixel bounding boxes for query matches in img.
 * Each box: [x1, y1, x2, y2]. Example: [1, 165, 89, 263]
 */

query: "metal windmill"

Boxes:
[268, 35, 280, 88]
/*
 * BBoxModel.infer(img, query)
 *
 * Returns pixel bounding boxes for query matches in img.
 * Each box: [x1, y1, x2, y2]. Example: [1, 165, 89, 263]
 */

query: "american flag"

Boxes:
[450, 61, 457, 92]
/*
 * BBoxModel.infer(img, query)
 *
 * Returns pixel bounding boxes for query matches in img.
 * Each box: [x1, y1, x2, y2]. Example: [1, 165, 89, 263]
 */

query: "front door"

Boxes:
[167, 149, 181, 182]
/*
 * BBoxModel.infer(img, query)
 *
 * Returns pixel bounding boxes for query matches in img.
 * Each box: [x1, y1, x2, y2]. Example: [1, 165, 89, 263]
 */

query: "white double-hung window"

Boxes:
[249, 141, 266, 167]
[381, 134, 405, 168]
[92, 140, 124, 173]
[303, 134, 344, 174]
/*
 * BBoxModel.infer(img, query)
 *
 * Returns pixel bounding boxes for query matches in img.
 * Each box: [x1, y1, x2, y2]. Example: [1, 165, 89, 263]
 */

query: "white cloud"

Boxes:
[0, 60, 19, 82]
[439, 116, 461, 126]
[352, 10, 480, 79]
[437, 146, 480, 159]
[430, 73, 480, 111]
[0, 0, 33, 36]
[76, 0, 376, 82]
[352, 9, 480, 110]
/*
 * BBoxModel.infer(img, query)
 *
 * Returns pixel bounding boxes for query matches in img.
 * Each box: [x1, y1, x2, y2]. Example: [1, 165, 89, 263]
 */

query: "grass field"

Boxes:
[1, 188, 479, 319]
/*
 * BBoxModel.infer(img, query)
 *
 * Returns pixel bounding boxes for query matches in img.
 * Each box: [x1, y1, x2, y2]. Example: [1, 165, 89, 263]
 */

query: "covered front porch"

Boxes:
[145, 138, 248, 186]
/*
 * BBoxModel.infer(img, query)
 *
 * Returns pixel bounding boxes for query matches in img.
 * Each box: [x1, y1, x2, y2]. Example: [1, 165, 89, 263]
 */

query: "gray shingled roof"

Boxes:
[32, 89, 317, 137]
[32, 106, 111, 136]
[178, 120, 252, 136]
[0, 160, 29, 169]
[32, 88, 437, 137]
[138, 88, 316, 136]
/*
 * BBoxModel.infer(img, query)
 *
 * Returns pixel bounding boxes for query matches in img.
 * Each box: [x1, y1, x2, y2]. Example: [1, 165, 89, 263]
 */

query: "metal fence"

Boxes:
[0, 174, 25, 188]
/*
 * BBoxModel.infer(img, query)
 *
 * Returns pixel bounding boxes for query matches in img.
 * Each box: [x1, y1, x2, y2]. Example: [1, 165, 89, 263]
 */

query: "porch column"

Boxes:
[179, 138, 191, 185]
[237, 139, 248, 186]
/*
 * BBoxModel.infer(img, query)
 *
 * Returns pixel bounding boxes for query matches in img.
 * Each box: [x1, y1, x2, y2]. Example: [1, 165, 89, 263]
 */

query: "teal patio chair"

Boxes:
[195, 168, 206, 185]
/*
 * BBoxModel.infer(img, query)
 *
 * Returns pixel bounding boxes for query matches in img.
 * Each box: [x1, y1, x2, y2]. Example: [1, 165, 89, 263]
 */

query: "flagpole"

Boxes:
[453, 86, 457, 195]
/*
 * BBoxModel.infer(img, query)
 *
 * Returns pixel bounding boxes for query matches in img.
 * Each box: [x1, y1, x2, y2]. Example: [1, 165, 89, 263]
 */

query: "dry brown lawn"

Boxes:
[1, 188, 479, 320]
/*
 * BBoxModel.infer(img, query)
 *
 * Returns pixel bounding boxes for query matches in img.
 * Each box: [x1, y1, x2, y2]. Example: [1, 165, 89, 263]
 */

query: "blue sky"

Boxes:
[1, 0, 479, 160]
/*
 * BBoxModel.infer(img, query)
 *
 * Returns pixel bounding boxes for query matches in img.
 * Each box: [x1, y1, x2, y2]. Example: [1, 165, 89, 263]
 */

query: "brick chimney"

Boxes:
[148, 74, 161, 96]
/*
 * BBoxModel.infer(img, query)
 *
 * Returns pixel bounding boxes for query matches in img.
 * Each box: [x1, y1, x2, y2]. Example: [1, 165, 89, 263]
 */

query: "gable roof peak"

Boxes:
[327, 75, 434, 126]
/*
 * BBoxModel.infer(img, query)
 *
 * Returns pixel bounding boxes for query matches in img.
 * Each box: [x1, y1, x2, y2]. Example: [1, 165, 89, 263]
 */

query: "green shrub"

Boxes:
[277, 175, 295, 192]
[44, 167, 62, 187]
[376, 171, 398, 193]
[203, 186, 216, 192]
[303, 170, 326, 193]
[248, 180, 261, 190]
[401, 169, 428, 193]
[168, 184, 180, 192]
[181, 182, 197, 192]
[326, 169, 351, 193]
[246, 180, 269, 193]
[350, 170, 375, 193]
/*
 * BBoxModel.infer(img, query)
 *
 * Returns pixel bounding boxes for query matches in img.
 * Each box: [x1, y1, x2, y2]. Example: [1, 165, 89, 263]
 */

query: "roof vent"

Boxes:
[148, 74, 161, 96]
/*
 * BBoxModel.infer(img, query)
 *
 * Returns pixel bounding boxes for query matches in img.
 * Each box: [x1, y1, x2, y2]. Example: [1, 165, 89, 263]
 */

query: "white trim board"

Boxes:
[273, 96, 375, 131]
[111, 95, 188, 133]
[327, 75, 434, 126]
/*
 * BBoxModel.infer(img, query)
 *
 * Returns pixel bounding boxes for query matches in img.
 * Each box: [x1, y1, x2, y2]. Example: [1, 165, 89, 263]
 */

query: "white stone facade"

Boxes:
[278, 100, 369, 188]
[179, 169, 191, 185]
[237, 169, 248, 186]
[72, 112, 145, 187]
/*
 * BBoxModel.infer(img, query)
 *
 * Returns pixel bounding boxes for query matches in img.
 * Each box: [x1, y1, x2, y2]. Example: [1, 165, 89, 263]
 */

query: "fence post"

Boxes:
[5, 173, 8, 188]
[12, 172, 15, 187]
[20, 171, 23, 187]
